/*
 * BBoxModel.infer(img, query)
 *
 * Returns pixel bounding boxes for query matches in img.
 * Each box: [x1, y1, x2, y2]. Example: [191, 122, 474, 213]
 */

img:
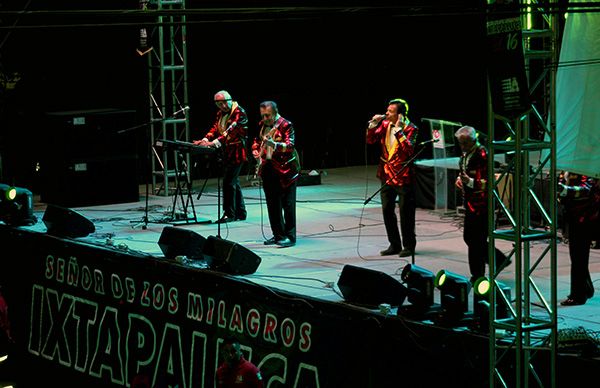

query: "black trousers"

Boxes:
[262, 164, 297, 242]
[566, 215, 595, 300]
[222, 163, 246, 219]
[380, 183, 416, 251]
[463, 210, 508, 281]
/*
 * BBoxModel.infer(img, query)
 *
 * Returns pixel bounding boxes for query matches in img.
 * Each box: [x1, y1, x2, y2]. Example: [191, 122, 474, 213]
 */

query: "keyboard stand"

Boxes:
[168, 151, 211, 225]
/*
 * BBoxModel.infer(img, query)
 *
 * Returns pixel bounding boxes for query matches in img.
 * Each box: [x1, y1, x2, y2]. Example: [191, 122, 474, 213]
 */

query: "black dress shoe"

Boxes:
[264, 237, 278, 245]
[560, 297, 586, 306]
[380, 246, 401, 256]
[276, 238, 295, 248]
[236, 215, 247, 221]
[216, 215, 235, 223]
[399, 249, 414, 258]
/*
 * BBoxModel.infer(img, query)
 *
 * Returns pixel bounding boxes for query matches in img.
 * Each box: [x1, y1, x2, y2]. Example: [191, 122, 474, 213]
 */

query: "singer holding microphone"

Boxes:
[251, 100, 300, 248]
[366, 98, 418, 258]
[194, 90, 248, 223]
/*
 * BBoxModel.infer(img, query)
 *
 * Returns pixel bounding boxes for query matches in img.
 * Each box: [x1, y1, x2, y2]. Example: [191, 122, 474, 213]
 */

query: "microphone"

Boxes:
[173, 106, 190, 117]
[367, 114, 386, 125]
[418, 138, 440, 146]
[223, 121, 237, 135]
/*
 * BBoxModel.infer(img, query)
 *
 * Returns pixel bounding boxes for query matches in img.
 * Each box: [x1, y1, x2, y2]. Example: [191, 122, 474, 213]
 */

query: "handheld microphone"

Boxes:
[367, 114, 386, 125]
[223, 121, 237, 135]
[418, 138, 440, 146]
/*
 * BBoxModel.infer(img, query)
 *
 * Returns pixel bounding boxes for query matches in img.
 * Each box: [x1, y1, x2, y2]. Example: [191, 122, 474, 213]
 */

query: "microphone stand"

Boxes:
[364, 142, 430, 205]
[118, 109, 187, 230]
[208, 147, 224, 238]
[364, 141, 430, 265]
[207, 121, 237, 238]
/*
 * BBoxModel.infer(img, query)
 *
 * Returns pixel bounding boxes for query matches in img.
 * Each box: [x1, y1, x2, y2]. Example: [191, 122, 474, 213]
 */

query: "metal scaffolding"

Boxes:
[144, 0, 190, 196]
[487, 1, 559, 387]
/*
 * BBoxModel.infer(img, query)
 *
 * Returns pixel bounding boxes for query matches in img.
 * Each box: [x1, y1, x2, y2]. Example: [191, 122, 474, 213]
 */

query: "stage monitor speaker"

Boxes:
[42, 204, 95, 238]
[203, 236, 261, 275]
[337, 264, 407, 307]
[158, 226, 206, 261]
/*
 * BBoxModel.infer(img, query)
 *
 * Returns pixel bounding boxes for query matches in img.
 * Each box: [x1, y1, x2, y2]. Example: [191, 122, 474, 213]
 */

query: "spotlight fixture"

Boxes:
[398, 264, 440, 319]
[472, 276, 513, 332]
[1, 185, 17, 201]
[401, 264, 435, 308]
[434, 269, 472, 323]
[0, 183, 36, 226]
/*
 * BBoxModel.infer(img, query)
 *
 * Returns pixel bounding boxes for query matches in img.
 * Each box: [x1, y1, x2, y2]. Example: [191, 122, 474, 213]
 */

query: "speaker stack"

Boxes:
[40, 108, 140, 207]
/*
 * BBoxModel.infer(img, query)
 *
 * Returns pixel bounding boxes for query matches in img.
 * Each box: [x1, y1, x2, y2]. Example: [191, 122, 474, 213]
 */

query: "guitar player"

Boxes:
[252, 100, 300, 248]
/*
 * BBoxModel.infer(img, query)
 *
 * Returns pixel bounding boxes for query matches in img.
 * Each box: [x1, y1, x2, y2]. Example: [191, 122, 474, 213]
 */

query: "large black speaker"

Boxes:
[42, 204, 95, 238]
[40, 108, 139, 207]
[337, 264, 407, 307]
[203, 236, 261, 275]
[158, 226, 206, 261]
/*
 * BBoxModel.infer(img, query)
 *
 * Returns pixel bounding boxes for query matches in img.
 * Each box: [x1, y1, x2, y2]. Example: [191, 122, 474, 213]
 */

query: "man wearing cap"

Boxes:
[195, 90, 249, 223]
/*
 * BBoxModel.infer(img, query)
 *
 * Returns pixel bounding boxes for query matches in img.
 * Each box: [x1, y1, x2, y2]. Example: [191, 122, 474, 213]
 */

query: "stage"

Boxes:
[1, 165, 598, 387]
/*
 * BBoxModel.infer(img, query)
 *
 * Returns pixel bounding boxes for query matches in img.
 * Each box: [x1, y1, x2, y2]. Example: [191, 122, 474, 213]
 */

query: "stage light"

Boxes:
[2, 185, 16, 201]
[474, 277, 491, 296]
[473, 277, 512, 318]
[0, 183, 36, 226]
[472, 276, 512, 332]
[401, 264, 435, 309]
[434, 269, 472, 320]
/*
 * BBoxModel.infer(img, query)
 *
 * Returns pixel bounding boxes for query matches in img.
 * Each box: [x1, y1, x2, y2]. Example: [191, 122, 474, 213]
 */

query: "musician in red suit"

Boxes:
[251, 101, 300, 248]
[194, 90, 248, 223]
[558, 171, 599, 305]
[366, 98, 418, 258]
[454, 125, 510, 284]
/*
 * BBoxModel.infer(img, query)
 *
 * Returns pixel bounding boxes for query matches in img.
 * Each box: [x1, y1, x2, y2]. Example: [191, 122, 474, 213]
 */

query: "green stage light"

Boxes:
[3, 186, 17, 201]
[435, 269, 472, 319]
[472, 276, 513, 332]
[0, 183, 36, 226]
[474, 277, 491, 296]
